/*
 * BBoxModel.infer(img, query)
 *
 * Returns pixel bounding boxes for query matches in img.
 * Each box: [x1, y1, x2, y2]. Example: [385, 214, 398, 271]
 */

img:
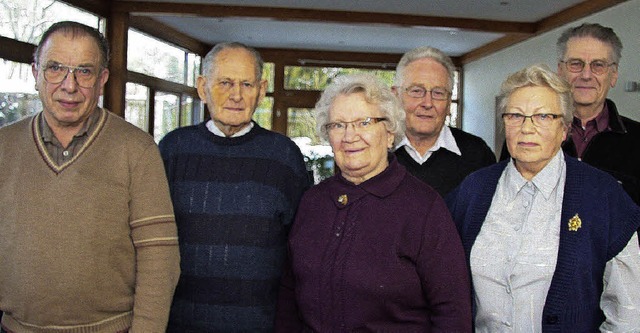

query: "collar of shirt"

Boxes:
[571, 102, 610, 133]
[40, 108, 101, 145]
[206, 119, 254, 137]
[394, 126, 461, 164]
[504, 150, 565, 202]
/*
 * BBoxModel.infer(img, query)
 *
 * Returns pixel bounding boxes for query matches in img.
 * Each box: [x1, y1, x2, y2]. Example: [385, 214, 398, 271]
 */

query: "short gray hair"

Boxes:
[315, 73, 405, 147]
[394, 46, 456, 91]
[497, 64, 574, 127]
[201, 42, 263, 80]
[557, 23, 623, 64]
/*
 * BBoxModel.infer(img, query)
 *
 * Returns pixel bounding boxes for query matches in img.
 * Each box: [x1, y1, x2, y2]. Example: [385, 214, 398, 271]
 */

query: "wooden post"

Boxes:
[104, 10, 129, 118]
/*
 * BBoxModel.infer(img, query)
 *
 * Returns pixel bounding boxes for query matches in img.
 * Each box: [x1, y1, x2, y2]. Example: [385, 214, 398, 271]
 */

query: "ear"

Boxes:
[387, 130, 395, 149]
[258, 79, 267, 103]
[98, 68, 110, 95]
[391, 85, 399, 97]
[610, 65, 619, 88]
[196, 76, 208, 102]
[31, 63, 38, 80]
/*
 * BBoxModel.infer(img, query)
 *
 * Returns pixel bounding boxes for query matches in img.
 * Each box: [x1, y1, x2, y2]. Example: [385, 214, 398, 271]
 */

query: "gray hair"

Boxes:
[201, 42, 263, 81]
[557, 23, 623, 64]
[497, 64, 574, 128]
[35, 21, 109, 69]
[394, 46, 456, 91]
[315, 73, 405, 146]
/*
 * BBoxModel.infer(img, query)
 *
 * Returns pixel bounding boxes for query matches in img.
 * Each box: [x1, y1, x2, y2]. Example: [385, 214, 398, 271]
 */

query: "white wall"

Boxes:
[463, 0, 640, 153]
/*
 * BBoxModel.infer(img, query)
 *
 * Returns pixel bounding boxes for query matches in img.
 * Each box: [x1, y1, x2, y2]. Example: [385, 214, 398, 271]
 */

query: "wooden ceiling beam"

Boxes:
[460, 0, 627, 64]
[128, 16, 211, 56]
[112, 1, 535, 34]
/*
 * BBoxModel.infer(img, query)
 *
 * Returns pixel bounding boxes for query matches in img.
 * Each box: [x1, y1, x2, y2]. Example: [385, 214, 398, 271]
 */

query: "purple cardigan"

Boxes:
[275, 157, 472, 332]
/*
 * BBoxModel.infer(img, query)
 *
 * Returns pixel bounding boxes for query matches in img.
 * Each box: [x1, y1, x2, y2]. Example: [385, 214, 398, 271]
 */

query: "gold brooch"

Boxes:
[568, 213, 582, 232]
[338, 194, 348, 205]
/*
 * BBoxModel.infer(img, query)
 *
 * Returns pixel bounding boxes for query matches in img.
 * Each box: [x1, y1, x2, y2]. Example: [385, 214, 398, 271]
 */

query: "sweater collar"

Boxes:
[329, 154, 405, 209]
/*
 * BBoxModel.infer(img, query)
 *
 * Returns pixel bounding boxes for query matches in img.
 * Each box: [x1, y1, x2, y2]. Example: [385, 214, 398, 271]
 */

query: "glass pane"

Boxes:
[154, 92, 179, 142]
[0, 60, 41, 127]
[125, 82, 149, 131]
[263, 62, 274, 93]
[284, 66, 395, 91]
[180, 95, 193, 126]
[128, 29, 186, 85]
[452, 70, 460, 100]
[187, 53, 200, 87]
[0, 1, 101, 45]
[447, 102, 459, 128]
[253, 97, 273, 130]
[287, 108, 334, 184]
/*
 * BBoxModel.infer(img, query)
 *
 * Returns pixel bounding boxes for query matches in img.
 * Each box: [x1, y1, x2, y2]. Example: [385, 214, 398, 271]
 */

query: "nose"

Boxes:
[229, 83, 242, 101]
[579, 66, 593, 79]
[520, 116, 536, 132]
[341, 123, 360, 142]
[60, 68, 79, 91]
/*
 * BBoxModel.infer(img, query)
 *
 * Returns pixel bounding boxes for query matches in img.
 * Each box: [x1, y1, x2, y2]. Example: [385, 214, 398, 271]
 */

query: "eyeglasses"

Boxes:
[560, 59, 616, 75]
[404, 86, 449, 100]
[502, 113, 563, 128]
[42, 63, 100, 88]
[323, 117, 387, 134]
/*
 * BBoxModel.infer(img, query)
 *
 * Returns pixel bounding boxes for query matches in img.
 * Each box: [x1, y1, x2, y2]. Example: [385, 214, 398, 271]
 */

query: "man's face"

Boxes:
[557, 36, 618, 114]
[394, 58, 451, 141]
[32, 32, 109, 131]
[197, 48, 266, 136]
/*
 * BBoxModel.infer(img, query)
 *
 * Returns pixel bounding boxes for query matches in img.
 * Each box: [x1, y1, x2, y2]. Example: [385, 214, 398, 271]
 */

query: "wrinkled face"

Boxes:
[32, 32, 109, 131]
[328, 92, 394, 184]
[505, 86, 567, 179]
[557, 36, 618, 114]
[395, 58, 451, 141]
[197, 48, 266, 136]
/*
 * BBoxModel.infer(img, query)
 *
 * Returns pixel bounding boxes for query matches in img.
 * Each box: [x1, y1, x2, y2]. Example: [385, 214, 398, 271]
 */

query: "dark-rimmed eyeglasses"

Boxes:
[502, 113, 563, 128]
[42, 63, 100, 88]
[560, 59, 616, 75]
[404, 86, 449, 100]
[323, 117, 387, 134]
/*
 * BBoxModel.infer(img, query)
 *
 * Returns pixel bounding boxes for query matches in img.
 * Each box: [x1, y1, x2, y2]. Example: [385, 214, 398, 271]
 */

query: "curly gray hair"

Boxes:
[315, 73, 405, 147]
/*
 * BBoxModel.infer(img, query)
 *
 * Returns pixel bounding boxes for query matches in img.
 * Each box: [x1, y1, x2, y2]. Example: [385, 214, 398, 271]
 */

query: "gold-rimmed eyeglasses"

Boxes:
[41, 63, 100, 88]
[560, 59, 616, 75]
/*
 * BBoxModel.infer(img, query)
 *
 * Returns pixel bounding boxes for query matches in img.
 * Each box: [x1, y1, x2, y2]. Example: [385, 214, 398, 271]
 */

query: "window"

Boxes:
[284, 66, 395, 90]
[0, 1, 103, 45]
[124, 82, 149, 131]
[153, 92, 180, 142]
[0, 1, 102, 128]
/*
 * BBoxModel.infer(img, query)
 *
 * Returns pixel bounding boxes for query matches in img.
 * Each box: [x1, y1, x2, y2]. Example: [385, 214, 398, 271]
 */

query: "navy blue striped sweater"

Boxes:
[159, 122, 311, 332]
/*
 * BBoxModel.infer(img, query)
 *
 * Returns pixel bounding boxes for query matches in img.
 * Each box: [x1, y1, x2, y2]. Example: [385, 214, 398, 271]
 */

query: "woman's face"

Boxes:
[505, 86, 567, 180]
[327, 92, 394, 185]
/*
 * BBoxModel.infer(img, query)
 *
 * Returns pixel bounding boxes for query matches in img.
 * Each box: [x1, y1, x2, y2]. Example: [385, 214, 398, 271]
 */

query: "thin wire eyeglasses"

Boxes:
[404, 86, 450, 100]
[560, 59, 616, 75]
[502, 113, 564, 128]
[42, 63, 100, 88]
[323, 117, 387, 134]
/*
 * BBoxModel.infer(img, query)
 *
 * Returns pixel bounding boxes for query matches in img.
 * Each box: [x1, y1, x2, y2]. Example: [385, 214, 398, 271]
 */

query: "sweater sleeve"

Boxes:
[128, 142, 181, 332]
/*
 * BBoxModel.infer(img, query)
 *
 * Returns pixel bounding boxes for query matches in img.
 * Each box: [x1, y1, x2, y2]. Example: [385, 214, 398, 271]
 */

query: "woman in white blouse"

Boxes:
[446, 64, 640, 332]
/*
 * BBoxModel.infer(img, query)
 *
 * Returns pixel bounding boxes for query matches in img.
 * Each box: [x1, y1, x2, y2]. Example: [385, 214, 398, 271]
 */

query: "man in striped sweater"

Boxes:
[160, 42, 310, 332]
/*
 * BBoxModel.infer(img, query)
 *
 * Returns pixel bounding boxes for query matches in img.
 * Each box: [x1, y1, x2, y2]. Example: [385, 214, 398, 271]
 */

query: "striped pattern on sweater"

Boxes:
[160, 122, 310, 332]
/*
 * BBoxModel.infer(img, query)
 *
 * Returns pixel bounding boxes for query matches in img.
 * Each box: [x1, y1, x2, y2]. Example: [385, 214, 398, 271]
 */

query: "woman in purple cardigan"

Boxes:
[275, 73, 472, 332]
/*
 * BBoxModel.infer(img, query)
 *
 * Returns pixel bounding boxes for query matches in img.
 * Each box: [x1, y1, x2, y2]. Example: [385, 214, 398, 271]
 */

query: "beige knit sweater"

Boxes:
[0, 109, 180, 333]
